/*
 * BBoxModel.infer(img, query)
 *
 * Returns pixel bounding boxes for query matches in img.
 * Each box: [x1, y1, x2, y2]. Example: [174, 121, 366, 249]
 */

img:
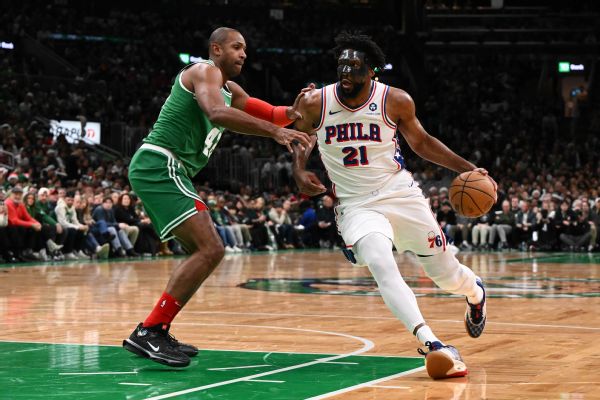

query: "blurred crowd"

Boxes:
[0, 172, 343, 263]
[431, 186, 599, 253]
[1, 2, 598, 264]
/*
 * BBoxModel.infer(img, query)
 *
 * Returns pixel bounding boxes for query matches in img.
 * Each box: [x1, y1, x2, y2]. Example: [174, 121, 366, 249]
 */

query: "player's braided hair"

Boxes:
[333, 32, 386, 72]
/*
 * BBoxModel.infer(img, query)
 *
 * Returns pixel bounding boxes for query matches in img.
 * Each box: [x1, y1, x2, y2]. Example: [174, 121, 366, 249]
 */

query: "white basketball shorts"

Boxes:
[335, 170, 447, 257]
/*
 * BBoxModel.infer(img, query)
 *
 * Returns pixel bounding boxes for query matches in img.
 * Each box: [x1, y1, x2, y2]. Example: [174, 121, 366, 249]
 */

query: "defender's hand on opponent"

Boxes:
[286, 83, 316, 120]
[274, 128, 311, 153]
[293, 169, 326, 196]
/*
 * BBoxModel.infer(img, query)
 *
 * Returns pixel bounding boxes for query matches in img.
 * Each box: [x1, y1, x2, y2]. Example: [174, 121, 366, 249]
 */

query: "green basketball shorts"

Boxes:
[128, 143, 208, 241]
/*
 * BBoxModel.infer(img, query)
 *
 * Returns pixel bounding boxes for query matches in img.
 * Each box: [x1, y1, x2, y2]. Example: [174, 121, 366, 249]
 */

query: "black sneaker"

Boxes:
[164, 326, 199, 357]
[465, 278, 487, 338]
[123, 323, 190, 367]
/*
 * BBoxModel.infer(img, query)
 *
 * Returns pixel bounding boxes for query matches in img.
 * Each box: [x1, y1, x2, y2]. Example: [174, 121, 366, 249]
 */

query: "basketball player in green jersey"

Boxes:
[123, 27, 311, 367]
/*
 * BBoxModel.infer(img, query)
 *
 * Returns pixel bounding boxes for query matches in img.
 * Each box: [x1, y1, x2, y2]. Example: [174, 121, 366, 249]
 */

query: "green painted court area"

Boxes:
[0, 341, 423, 399]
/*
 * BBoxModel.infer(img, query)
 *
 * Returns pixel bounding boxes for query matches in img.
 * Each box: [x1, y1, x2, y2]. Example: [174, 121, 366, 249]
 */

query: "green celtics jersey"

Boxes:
[143, 59, 232, 177]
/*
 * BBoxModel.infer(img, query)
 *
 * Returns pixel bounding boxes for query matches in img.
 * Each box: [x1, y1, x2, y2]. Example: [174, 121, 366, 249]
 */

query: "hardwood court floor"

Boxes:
[1, 250, 599, 399]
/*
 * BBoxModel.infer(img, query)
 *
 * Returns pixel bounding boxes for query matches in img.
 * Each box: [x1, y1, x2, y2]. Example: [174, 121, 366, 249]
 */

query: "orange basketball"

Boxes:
[448, 171, 497, 218]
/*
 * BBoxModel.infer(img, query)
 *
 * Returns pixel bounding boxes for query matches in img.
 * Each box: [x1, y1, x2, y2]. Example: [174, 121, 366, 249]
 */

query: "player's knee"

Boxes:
[419, 251, 461, 288]
[206, 242, 225, 265]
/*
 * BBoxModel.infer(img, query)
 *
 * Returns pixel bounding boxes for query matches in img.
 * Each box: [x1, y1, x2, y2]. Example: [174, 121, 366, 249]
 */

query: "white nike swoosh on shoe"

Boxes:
[147, 342, 160, 352]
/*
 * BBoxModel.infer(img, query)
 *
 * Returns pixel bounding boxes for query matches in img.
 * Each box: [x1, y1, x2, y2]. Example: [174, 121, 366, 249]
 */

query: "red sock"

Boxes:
[143, 292, 183, 328]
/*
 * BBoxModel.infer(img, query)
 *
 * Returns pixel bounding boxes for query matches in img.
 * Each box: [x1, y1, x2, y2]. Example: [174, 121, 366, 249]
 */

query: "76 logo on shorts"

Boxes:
[427, 231, 443, 248]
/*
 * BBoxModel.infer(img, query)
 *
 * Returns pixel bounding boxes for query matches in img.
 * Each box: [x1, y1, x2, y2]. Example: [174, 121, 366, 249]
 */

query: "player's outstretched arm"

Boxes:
[291, 88, 326, 196]
[390, 88, 497, 189]
[230, 82, 315, 126]
[188, 65, 310, 151]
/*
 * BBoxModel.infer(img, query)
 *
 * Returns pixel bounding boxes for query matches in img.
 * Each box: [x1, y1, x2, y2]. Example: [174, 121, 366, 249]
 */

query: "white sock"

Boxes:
[355, 233, 433, 338]
[415, 324, 441, 345]
[467, 285, 484, 305]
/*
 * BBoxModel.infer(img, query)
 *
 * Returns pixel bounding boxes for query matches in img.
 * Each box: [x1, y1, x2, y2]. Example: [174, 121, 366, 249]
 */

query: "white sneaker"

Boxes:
[39, 249, 49, 262]
[64, 252, 79, 261]
[233, 246, 243, 253]
[418, 341, 468, 379]
[225, 246, 234, 253]
[95, 243, 110, 259]
[46, 239, 64, 253]
[76, 250, 87, 259]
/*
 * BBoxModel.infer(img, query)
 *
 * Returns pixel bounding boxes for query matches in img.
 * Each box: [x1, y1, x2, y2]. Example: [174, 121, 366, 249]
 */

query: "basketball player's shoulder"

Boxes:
[186, 62, 222, 83]
[385, 86, 416, 116]
[385, 86, 414, 105]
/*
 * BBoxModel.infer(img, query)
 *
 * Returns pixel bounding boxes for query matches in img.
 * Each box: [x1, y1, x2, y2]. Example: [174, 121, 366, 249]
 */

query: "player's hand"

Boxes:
[293, 170, 326, 196]
[473, 167, 498, 194]
[286, 83, 316, 121]
[56, 223, 63, 234]
[32, 223, 42, 231]
[274, 127, 311, 153]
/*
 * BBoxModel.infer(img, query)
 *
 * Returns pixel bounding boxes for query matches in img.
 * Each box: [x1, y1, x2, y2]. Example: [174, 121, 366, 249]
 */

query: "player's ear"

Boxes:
[211, 43, 221, 57]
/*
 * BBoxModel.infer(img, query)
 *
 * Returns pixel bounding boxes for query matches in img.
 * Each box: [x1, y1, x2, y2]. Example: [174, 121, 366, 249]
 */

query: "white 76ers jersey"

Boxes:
[315, 81, 405, 199]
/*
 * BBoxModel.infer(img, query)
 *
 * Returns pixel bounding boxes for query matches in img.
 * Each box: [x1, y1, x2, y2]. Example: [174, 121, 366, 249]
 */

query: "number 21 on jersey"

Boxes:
[342, 145, 369, 167]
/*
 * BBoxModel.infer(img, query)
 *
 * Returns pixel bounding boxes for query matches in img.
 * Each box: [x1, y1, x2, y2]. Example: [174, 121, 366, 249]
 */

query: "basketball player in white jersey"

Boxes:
[292, 32, 495, 379]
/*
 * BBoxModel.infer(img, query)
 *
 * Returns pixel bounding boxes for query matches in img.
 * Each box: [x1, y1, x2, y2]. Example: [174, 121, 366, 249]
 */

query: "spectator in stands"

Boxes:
[0, 199, 18, 263]
[297, 199, 318, 248]
[510, 197, 520, 214]
[592, 198, 600, 250]
[437, 200, 457, 244]
[22, 192, 58, 261]
[0, 167, 7, 190]
[515, 200, 536, 250]
[75, 195, 110, 259]
[430, 196, 441, 215]
[455, 214, 473, 250]
[112, 193, 139, 250]
[27, 188, 64, 254]
[55, 190, 89, 260]
[232, 198, 253, 248]
[580, 200, 596, 251]
[316, 195, 340, 249]
[221, 196, 250, 250]
[114, 193, 159, 256]
[245, 197, 271, 251]
[489, 200, 515, 250]
[532, 198, 557, 251]
[5, 186, 41, 261]
[554, 200, 576, 251]
[268, 199, 295, 249]
[92, 196, 138, 257]
[471, 213, 492, 250]
[559, 204, 593, 252]
[208, 197, 239, 253]
[217, 195, 245, 251]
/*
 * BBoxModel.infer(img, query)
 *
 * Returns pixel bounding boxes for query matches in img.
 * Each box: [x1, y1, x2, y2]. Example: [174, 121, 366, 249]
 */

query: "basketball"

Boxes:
[448, 171, 497, 218]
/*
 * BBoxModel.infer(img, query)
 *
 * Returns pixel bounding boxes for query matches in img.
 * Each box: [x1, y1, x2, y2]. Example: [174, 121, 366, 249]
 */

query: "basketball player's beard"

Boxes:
[339, 80, 367, 99]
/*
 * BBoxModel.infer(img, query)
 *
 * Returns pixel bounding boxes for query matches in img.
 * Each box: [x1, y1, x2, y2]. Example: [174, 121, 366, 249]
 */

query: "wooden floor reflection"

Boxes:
[1, 250, 599, 399]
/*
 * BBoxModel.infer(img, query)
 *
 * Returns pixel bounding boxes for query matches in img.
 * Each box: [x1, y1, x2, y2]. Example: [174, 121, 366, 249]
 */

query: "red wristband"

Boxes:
[244, 97, 293, 127]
